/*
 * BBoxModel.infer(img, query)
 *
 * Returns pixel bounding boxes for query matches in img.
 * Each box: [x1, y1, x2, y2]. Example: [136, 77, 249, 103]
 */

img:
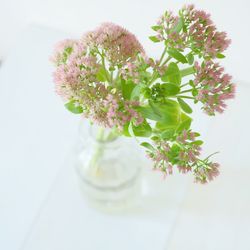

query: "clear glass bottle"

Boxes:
[75, 122, 141, 211]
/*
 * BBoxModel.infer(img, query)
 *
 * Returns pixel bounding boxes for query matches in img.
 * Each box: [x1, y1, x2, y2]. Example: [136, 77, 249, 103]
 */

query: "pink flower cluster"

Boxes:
[51, 39, 99, 100]
[104, 94, 144, 130]
[146, 129, 220, 183]
[177, 130, 201, 164]
[121, 62, 141, 83]
[194, 162, 220, 184]
[183, 5, 231, 58]
[156, 11, 187, 49]
[194, 61, 236, 115]
[147, 140, 173, 176]
[50, 39, 77, 65]
[51, 23, 145, 129]
[176, 130, 220, 184]
[83, 22, 144, 65]
[53, 55, 99, 100]
[154, 5, 231, 58]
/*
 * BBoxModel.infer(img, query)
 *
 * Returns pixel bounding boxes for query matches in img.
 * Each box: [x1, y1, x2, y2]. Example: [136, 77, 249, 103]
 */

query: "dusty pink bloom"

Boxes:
[104, 94, 144, 130]
[53, 54, 100, 99]
[177, 165, 192, 174]
[155, 11, 186, 49]
[194, 60, 235, 115]
[154, 5, 231, 58]
[50, 39, 77, 65]
[146, 140, 172, 173]
[194, 162, 220, 184]
[174, 130, 202, 167]
[182, 5, 231, 57]
[121, 62, 140, 83]
[83, 22, 144, 65]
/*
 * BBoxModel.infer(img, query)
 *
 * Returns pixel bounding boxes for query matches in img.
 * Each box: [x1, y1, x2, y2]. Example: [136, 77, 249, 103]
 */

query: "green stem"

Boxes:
[101, 56, 111, 83]
[89, 127, 118, 175]
[148, 48, 171, 86]
[176, 95, 195, 100]
[161, 56, 171, 66]
[179, 88, 193, 94]
[110, 70, 114, 85]
[180, 66, 195, 77]
[159, 47, 167, 65]
[180, 82, 190, 88]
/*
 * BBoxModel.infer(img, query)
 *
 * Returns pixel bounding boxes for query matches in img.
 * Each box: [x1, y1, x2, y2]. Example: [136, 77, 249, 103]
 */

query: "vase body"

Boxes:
[75, 122, 141, 210]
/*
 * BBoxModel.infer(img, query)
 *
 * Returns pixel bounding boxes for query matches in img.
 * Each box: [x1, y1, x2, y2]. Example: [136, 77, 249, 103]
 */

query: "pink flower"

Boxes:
[50, 39, 77, 65]
[82, 22, 144, 65]
[194, 60, 235, 115]
[104, 95, 144, 129]
[194, 162, 220, 184]
[154, 5, 231, 58]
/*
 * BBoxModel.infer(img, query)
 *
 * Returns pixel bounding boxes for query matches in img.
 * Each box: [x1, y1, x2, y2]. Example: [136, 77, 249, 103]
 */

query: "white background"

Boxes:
[1, 1, 250, 250]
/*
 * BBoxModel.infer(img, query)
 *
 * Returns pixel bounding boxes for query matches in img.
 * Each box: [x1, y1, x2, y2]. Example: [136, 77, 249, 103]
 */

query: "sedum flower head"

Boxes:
[154, 4, 231, 58]
[194, 60, 235, 115]
[83, 22, 144, 65]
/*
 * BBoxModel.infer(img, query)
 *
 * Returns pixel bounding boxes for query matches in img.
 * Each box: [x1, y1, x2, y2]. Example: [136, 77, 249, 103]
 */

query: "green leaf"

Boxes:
[128, 122, 135, 137]
[137, 100, 180, 127]
[96, 67, 107, 82]
[187, 53, 194, 65]
[191, 140, 204, 146]
[151, 136, 160, 141]
[171, 17, 184, 33]
[62, 47, 73, 63]
[130, 84, 144, 100]
[151, 99, 181, 126]
[155, 121, 175, 131]
[122, 123, 131, 137]
[141, 142, 155, 151]
[161, 128, 175, 140]
[65, 101, 83, 114]
[192, 88, 198, 96]
[161, 62, 181, 85]
[168, 143, 181, 163]
[151, 25, 161, 31]
[136, 105, 162, 121]
[132, 121, 152, 137]
[162, 83, 180, 96]
[189, 80, 195, 87]
[177, 98, 193, 114]
[121, 79, 135, 100]
[160, 100, 181, 125]
[216, 53, 225, 59]
[176, 113, 192, 132]
[167, 48, 187, 63]
[149, 36, 160, 43]
[149, 100, 162, 117]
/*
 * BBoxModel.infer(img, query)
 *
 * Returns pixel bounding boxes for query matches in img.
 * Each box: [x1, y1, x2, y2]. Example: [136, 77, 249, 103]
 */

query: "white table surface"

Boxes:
[1, 25, 250, 250]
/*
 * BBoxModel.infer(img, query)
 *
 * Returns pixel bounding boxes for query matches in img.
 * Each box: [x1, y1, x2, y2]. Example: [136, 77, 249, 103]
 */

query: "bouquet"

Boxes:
[51, 5, 235, 184]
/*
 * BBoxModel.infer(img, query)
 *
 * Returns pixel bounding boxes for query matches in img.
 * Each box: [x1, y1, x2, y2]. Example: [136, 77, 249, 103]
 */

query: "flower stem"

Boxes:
[180, 66, 195, 77]
[89, 127, 118, 176]
[180, 82, 190, 88]
[161, 56, 171, 66]
[179, 88, 193, 94]
[176, 95, 195, 100]
[159, 47, 167, 65]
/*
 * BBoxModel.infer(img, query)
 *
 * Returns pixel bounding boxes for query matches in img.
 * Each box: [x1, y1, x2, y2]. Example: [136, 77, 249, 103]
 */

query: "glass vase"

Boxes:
[75, 122, 141, 211]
